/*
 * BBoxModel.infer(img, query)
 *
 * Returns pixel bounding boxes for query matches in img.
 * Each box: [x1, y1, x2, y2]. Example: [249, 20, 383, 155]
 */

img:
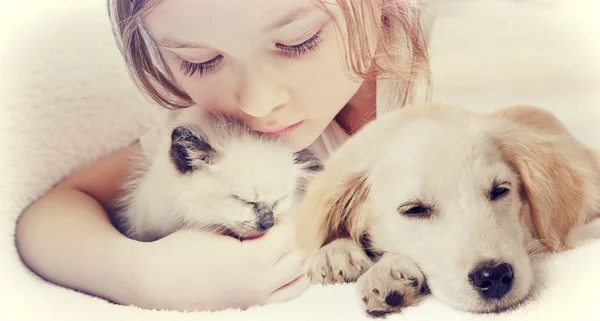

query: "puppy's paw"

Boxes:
[357, 253, 427, 317]
[306, 238, 373, 285]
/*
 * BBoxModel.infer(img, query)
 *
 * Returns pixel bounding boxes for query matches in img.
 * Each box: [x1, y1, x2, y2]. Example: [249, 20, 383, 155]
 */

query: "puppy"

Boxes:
[115, 108, 322, 242]
[294, 102, 600, 316]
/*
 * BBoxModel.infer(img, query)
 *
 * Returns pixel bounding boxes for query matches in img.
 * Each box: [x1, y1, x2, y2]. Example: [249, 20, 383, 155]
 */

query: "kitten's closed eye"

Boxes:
[232, 195, 288, 210]
[272, 196, 288, 208]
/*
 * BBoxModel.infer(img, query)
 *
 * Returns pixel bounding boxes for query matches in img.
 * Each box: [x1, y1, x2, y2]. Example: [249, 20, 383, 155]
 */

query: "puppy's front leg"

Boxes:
[357, 252, 428, 317]
[306, 238, 373, 284]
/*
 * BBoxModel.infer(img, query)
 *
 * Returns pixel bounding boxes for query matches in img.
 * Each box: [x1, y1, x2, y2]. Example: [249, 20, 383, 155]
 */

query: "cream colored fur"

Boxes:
[295, 102, 600, 315]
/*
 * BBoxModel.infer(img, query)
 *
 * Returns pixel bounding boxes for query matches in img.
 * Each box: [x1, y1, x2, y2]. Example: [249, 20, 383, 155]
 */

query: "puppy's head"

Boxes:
[295, 103, 600, 313]
[169, 114, 322, 240]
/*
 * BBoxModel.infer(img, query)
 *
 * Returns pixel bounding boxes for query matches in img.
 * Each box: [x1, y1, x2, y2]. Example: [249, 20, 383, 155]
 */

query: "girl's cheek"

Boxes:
[178, 74, 239, 112]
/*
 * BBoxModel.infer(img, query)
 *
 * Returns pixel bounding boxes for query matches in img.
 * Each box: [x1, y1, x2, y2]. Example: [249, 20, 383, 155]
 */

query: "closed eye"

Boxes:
[398, 202, 433, 218]
[489, 180, 511, 201]
[178, 55, 224, 77]
[176, 29, 325, 78]
[231, 195, 253, 205]
[272, 196, 288, 208]
[231, 195, 288, 209]
[276, 29, 324, 58]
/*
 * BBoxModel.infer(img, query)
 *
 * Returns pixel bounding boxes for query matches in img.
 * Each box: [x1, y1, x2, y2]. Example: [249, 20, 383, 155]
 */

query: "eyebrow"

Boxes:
[156, 7, 319, 49]
[263, 6, 319, 32]
[156, 37, 207, 49]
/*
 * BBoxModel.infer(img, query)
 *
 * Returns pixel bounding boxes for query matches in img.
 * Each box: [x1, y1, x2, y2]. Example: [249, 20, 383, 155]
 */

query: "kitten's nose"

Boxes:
[254, 202, 274, 230]
[257, 211, 274, 230]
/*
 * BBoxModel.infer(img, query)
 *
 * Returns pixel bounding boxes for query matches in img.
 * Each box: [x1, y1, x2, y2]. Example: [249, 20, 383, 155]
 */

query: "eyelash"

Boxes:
[178, 55, 223, 77]
[177, 29, 324, 77]
[276, 29, 324, 58]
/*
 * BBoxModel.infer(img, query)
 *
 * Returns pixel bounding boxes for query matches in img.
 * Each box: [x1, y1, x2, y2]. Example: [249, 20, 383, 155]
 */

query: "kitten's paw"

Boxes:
[306, 238, 373, 284]
[357, 253, 427, 317]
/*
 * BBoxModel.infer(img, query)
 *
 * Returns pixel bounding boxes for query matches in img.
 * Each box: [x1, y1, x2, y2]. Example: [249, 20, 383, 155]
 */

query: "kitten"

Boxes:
[114, 109, 322, 242]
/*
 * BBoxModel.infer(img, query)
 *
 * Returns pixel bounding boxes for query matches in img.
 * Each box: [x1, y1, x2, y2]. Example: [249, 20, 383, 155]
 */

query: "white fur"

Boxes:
[366, 112, 536, 313]
[115, 108, 319, 242]
[297, 102, 600, 316]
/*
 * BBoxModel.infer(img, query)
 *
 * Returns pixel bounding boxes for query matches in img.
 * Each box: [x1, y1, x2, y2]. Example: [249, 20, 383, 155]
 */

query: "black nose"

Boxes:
[256, 210, 274, 230]
[468, 262, 514, 300]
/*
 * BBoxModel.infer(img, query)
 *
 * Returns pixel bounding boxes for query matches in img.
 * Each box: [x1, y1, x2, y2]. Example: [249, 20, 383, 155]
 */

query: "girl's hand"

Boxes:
[136, 217, 308, 311]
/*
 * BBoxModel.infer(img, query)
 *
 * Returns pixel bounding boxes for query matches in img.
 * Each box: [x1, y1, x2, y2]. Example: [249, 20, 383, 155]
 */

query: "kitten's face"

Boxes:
[169, 125, 321, 239]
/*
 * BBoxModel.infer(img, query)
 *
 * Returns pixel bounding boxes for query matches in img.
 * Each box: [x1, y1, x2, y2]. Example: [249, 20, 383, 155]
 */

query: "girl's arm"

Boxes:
[15, 143, 146, 305]
[15, 142, 308, 310]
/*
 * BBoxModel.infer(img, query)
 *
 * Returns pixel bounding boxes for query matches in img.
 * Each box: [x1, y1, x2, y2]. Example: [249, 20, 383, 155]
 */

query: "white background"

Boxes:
[0, 1, 599, 321]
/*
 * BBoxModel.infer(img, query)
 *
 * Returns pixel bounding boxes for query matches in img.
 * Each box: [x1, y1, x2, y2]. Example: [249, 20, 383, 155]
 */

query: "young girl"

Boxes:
[15, 0, 431, 312]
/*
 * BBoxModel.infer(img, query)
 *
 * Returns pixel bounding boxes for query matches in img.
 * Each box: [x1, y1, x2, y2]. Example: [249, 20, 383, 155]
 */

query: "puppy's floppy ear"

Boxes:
[491, 105, 600, 252]
[170, 126, 217, 173]
[294, 152, 372, 261]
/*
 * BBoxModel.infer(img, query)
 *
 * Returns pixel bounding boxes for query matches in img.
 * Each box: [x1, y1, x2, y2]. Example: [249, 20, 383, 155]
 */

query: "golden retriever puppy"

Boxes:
[295, 102, 600, 316]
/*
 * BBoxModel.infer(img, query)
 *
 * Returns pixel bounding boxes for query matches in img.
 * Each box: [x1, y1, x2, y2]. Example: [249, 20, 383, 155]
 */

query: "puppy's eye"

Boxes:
[489, 186, 510, 201]
[398, 204, 431, 218]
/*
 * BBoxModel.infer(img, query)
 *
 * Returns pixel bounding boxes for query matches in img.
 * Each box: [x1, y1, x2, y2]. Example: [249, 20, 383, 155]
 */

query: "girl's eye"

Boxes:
[176, 29, 324, 78]
[276, 29, 324, 58]
[177, 55, 224, 77]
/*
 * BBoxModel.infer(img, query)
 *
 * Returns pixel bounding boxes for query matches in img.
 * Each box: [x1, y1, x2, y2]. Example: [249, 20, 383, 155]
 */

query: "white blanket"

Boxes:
[1, 1, 599, 320]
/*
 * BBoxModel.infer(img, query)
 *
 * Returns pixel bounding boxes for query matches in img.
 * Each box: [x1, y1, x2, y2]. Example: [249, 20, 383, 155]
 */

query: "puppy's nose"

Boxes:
[468, 262, 514, 300]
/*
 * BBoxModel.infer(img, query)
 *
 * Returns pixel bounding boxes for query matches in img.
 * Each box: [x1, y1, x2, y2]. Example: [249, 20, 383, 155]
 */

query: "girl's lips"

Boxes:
[257, 121, 303, 136]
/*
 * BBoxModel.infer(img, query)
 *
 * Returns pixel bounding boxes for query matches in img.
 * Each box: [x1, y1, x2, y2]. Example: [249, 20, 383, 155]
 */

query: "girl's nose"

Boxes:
[236, 64, 290, 118]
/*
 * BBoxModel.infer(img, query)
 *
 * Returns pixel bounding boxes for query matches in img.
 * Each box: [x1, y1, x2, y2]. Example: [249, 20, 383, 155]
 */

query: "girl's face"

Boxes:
[144, 0, 370, 151]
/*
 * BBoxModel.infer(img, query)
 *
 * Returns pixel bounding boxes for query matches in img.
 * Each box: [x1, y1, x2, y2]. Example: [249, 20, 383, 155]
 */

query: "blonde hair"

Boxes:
[107, 0, 431, 111]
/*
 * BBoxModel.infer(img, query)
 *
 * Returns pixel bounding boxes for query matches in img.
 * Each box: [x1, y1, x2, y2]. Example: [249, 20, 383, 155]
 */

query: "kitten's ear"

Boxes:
[293, 149, 324, 197]
[294, 149, 324, 173]
[170, 126, 217, 173]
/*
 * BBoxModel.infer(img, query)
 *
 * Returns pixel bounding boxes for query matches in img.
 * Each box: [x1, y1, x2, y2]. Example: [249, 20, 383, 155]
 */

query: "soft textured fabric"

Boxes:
[1, 1, 599, 321]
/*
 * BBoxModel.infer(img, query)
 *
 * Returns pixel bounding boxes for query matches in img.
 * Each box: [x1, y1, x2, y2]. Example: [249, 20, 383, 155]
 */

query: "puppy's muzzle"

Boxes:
[468, 261, 514, 300]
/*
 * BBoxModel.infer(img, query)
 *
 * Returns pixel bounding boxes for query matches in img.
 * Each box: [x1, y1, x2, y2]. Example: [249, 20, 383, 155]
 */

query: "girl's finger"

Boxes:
[269, 248, 306, 289]
[266, 273, 309, 305]
[242, 216, 297, 262]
